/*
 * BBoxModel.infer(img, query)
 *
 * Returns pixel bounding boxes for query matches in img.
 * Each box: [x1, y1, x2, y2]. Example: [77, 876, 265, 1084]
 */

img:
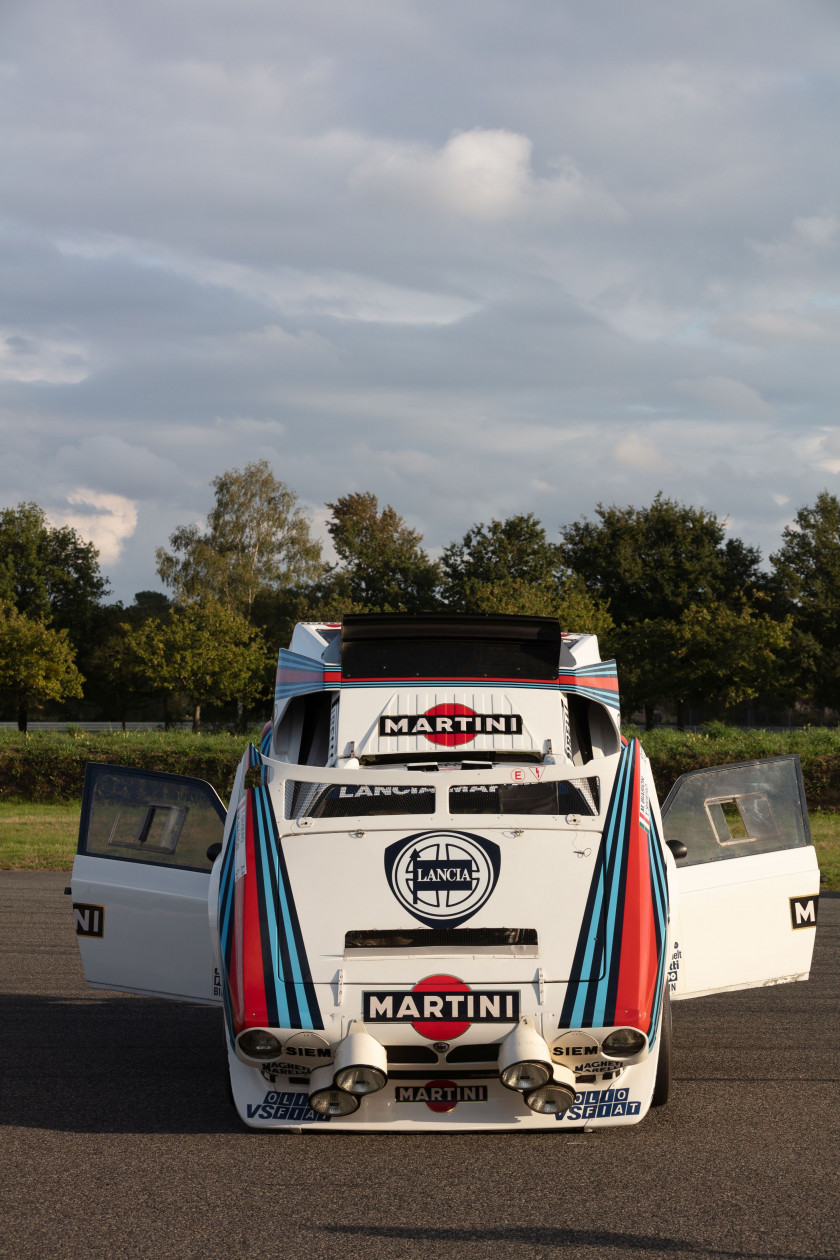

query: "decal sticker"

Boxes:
[234, 794, 247, 880]
[551, 1033, 623, 1080]
[73, 903, 104, 937]
[395, 1082, 488, 1111]
[331, 784, 433, 800]
[384, 830, 501, 929]
[378, 704, 522, 746]
[364, 974, 519, 1040]
[556, 1087, 641, 1121]
[213, 967, 222, 999]
[790, 895, 818, 929]
[281, 1031, 333, 1060]
[261, 1061, 319, 1084]
[667, 942, 682, 991]
[245, 1090, 330, 1123]
[510, 766, 546, 783]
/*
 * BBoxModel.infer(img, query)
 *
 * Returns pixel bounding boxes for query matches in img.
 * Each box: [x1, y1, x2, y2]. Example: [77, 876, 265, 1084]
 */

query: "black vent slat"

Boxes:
[446, 1043, 500, 1064]
[345, 928, 537, 950]
[384, 1045, 439, 1064]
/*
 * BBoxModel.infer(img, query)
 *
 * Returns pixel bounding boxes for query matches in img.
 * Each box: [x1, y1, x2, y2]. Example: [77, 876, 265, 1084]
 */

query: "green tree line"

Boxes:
[2, 465, 840, 731]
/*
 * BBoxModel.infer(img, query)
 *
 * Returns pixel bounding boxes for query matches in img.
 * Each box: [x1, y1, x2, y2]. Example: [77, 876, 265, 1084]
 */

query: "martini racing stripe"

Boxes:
[278, 656, 620, 709]
[275, 649, 341, 702]
[219, 787, 322, 1035]
[252, 787, 323, 1031]
[556, 661, 620, 710]
[559, 740, 668, 1039]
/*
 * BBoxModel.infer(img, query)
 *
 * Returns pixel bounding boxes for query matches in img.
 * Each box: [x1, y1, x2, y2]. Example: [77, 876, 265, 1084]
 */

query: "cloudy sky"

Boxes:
[2, 0, 839, 602]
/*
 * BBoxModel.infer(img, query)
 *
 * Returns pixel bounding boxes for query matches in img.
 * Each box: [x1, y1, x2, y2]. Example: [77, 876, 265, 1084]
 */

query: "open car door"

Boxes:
[662, 755, 820, 1000]
[71, 763, 226, 1004]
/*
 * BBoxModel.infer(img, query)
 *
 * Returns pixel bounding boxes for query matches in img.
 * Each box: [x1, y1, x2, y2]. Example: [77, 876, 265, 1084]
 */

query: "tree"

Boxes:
[0, 502, 109, 646]
[0, 604, 84, 732]
[89, 593, 174, 729]
[325, 492, 440, 612]
[126, 599, 271, 731]
[440, 514, 564, 609]
[561, 493, 772, 725]
[770, 491, 840, 711]
[614, 601, 792, 728]
[561, 493, 764, 626]
[156, 462, 325, 619]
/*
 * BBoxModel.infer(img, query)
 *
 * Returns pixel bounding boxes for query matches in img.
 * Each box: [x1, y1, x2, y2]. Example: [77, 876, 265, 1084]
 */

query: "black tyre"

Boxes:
[651, 987, 672, 1107]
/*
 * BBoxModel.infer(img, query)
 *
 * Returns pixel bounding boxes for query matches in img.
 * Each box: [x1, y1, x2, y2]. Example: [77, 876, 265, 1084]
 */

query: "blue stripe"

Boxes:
[253, 790, 289, 1026]
[590, 745, 634, 1025]
[558, 683, 621, 709]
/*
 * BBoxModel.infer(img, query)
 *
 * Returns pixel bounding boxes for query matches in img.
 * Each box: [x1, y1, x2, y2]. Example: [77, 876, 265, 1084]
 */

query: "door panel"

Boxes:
[662, 756, 819, 999]
[71, 764, 227, 1003]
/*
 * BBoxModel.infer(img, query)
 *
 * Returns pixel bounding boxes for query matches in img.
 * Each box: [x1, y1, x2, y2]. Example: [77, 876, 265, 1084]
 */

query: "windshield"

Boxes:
[285, 776, 599, 819]
[288, 782, 435, 819]
[449, 778, 599, 816]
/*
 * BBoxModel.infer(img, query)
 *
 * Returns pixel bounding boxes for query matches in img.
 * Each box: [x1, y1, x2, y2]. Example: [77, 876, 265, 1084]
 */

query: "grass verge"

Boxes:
[1, 800, 838, 889]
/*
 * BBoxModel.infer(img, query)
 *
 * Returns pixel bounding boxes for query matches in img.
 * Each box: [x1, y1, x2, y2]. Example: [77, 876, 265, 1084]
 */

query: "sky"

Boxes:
[2, 0, 840, 603]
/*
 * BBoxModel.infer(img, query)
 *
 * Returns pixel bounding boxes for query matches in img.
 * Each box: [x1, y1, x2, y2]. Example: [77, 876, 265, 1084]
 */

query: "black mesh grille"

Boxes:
[449, 777, 599, 816]
[384, 1045, 439, 1064]
[344, 928, 537, 950]
[446, 1043, 500, 1064]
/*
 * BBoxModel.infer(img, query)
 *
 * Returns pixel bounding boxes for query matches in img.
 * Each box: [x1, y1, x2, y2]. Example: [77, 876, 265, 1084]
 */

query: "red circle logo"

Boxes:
[423, 703, 476, 747]
[423, 1080, 459, 1113]
[411, 974, 471, 1040]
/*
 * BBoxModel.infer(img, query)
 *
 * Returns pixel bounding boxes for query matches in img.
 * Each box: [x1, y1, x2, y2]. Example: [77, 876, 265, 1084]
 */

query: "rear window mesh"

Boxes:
[286, 781, 435, 819]
[449, 777, 599, 816]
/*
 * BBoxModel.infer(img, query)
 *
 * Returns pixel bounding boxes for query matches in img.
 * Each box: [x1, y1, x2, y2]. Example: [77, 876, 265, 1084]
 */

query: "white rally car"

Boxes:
[70, 614, 820, 1131]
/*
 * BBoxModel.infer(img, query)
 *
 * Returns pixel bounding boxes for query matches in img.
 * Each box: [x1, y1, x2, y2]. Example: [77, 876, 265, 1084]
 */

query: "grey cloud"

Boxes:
[2, 0, 840, 603]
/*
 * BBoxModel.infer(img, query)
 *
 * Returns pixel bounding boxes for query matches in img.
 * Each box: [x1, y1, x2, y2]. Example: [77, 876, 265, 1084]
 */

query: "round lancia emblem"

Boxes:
[384, 830, 501, 929]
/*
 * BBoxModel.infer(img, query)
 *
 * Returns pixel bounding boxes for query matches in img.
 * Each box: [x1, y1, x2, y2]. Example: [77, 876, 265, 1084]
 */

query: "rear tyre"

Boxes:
[651, 988, 672, 1107]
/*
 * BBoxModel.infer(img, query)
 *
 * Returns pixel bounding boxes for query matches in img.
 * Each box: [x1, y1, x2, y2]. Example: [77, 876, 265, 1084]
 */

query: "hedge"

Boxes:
[3, 726, 840, 808]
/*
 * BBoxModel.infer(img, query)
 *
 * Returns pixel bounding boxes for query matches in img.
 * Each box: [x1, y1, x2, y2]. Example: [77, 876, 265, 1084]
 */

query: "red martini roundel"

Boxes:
[424, 703, 477, 747]
[411, 974, 470, 1040]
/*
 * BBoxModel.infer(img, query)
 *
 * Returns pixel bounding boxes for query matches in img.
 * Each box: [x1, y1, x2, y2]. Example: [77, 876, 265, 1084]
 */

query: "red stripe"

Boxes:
[613, 746, 658, 1033]
[236, 793, 269, 1031]
[556, 674, 619, 691]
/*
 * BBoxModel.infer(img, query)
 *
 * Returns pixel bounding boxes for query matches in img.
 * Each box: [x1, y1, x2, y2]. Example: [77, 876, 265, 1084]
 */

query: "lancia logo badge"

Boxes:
[384, 830, 501, 929]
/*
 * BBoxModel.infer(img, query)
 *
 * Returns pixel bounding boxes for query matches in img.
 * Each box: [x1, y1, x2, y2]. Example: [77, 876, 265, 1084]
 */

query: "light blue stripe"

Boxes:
[591, 743, 634, 1026]
[568, 867, 606, 1026]
[254, 791, 289, 1026]
[558, 684, 621, 709]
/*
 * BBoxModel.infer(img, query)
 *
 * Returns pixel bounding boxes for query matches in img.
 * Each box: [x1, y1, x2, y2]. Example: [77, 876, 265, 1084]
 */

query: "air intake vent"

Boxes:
[384, 1045, 438, 1064]
[345, 928, 537, 952]
[446, 1043, 500, 1064]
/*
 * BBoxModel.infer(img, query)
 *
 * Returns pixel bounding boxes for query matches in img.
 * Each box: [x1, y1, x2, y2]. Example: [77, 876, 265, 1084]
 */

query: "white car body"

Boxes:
[71, 615, 820, 1131]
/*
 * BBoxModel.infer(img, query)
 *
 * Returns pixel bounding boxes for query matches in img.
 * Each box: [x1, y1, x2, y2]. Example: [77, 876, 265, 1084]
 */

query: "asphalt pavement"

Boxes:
[1, 871, 838, 1260]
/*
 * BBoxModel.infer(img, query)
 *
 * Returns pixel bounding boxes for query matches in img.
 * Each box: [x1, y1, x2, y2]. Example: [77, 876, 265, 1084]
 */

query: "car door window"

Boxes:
[661, 755, 810, 866]
[79, 764, 226, 873]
